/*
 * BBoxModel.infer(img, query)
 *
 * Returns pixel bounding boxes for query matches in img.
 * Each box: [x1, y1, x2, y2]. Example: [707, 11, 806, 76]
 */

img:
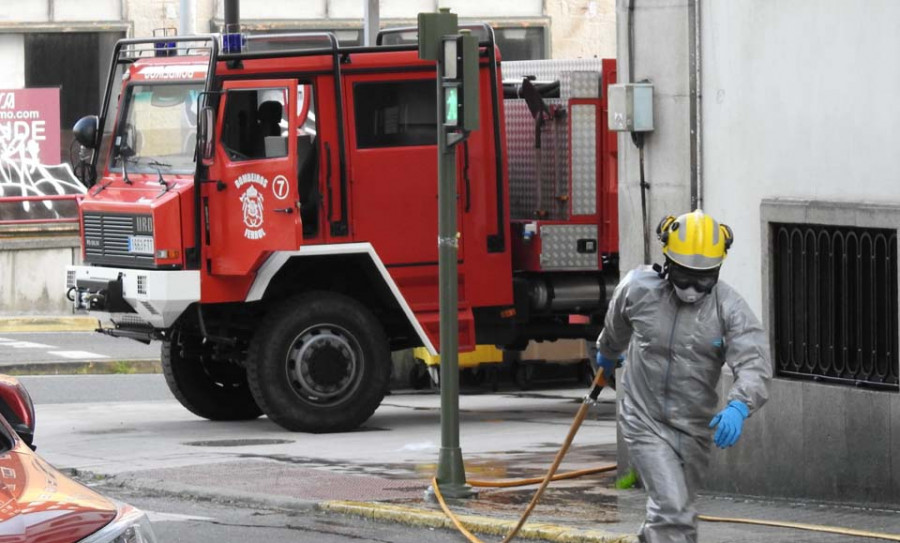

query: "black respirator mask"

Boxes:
[658, 261, 720, 303]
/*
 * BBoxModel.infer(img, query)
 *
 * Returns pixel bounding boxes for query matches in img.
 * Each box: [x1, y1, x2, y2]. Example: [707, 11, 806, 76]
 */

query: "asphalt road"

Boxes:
[20, 373, 170, 403]
[81, 482, 466, 543]
[0, 331, 159, 365]
[25, 373, 617, 542]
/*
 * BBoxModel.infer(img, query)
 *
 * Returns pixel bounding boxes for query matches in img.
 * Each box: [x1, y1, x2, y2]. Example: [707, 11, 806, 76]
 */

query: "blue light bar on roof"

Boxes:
[223, 33, 245, 54]
[154, 41, 177, 57]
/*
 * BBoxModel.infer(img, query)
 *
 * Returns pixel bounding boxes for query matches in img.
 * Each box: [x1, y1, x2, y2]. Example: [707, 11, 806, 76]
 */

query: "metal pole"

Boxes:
[179, 0, 193, 36]
[224, 0, 239, 32]
[432, 24, 473, 501]
[363, 0, 380, 46]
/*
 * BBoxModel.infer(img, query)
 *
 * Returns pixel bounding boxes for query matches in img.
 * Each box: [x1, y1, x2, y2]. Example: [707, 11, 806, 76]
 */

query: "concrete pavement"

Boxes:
[45, 389, 900, 543]
[10, 315, 900, 542]
[94, 440, 900, 543]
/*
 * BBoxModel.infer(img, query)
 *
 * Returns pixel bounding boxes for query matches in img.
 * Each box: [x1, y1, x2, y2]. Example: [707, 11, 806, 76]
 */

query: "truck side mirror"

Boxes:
[73, 115, 99, 149]
[198, 106, 215, 164]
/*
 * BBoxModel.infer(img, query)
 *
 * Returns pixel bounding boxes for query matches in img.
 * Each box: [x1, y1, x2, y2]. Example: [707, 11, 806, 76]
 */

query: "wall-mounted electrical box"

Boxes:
[608, 83, 654, 132]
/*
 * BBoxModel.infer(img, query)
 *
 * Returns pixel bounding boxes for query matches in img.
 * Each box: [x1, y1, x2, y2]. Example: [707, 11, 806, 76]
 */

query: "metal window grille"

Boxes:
[772, 223, 899, 390]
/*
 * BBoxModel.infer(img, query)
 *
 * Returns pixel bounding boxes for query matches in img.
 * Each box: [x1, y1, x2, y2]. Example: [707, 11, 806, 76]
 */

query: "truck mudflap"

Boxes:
[66, 266, 200, 329]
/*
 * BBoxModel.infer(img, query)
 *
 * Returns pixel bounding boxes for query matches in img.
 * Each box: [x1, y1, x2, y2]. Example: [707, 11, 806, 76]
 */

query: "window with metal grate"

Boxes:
[772, 223, 899, 390]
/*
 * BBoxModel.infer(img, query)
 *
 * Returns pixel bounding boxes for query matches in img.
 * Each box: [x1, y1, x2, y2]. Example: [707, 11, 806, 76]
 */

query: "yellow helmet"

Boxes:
[656, 209, 733, 270]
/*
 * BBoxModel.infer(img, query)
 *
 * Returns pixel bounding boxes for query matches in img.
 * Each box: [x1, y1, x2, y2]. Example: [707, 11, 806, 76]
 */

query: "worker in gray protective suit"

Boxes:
[595, 210, 771, 543]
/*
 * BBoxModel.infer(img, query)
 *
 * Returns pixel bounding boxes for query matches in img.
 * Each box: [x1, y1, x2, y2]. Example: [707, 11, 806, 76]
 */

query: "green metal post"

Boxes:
[420, 9, 474, 501]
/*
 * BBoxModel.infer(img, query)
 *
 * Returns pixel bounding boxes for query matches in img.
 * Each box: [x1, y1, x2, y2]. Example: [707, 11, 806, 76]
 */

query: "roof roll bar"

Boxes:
[218, 31, 350, 237]
[94, 35, 219, 171]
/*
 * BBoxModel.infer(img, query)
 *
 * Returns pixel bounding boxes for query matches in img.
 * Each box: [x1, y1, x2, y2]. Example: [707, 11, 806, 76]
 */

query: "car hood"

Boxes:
[0, 446, 117, 543]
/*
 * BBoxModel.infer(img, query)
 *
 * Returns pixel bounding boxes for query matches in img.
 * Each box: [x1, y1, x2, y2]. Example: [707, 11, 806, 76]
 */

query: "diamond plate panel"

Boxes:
[505, 100, 569, 220]
[570, 71, 600, 99]
[571, 104, 597, 216]
[540, 225, 599, 270]
[503, 59, 604, 99]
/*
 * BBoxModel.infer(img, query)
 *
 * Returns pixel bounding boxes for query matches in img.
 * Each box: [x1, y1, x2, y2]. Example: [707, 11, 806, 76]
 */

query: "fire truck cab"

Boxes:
[66, 29, 618, 433]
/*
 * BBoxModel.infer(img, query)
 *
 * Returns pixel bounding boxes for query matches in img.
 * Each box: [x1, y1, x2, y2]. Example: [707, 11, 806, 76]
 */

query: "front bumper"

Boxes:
[66, 265, 200, 329]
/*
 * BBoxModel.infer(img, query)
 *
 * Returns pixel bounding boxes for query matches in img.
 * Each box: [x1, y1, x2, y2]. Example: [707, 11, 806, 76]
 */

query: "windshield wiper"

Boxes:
[116, 146, 135, 185]
[148, 160, 172, 174]
[90, 178, 113, 196]
[149, 160, 174, 195]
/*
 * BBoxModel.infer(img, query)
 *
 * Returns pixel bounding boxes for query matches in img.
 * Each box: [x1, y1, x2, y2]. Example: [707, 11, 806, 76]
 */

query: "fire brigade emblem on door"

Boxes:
[236, 172, 269, 240]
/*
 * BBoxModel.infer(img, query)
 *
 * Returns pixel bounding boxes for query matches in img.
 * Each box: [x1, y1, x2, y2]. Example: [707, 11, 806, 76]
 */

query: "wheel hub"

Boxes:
[288, 327, 360, 403]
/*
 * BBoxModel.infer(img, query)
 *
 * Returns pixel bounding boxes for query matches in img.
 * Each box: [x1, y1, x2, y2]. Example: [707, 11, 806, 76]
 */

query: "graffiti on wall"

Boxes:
[0, 88, 85, 222]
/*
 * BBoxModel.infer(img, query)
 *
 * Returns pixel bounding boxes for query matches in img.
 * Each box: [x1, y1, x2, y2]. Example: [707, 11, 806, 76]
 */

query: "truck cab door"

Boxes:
[205, 79, 302, 276]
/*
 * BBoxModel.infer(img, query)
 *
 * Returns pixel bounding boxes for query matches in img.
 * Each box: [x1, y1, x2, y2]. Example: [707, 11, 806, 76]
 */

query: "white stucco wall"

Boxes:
[615, 0, 693, 276]
[212, 0, 545, 21]
[55, 0, 120, 21]
[0, 35, 25, 89]
[0, 1, 48, 23]
[701, 0, 900, 316]
[0, 239, 81, 315]
[548, 0, 616, 59]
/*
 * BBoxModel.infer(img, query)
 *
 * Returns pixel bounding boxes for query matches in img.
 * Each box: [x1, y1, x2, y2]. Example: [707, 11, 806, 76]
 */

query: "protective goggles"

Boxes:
[667, 264, 719, 294]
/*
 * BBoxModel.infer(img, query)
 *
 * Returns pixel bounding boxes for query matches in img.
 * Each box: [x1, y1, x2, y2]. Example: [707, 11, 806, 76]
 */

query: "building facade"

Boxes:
[0, 0, 615, 163]
[617, 0, 900, 505]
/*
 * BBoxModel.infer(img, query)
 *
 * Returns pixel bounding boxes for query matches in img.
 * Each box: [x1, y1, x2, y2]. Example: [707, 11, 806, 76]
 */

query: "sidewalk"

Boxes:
[17, 314, 900, 542]
[0, 315, 98, 333]
[101, 449, 900, 543]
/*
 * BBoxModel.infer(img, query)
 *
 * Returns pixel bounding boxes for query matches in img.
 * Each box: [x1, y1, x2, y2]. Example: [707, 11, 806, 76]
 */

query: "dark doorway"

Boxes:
[25, 31, 123, 163]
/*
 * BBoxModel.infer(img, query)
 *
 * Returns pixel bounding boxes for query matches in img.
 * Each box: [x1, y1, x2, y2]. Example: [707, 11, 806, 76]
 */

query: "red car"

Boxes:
[0, 375, 157, 543]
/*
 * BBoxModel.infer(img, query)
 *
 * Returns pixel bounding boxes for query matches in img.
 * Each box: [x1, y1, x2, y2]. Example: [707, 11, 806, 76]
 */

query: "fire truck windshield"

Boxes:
[108, 82, 204, 175]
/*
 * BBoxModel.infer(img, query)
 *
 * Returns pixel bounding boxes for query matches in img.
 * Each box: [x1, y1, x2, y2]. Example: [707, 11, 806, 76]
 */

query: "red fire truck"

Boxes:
[65, 26, 618, 433]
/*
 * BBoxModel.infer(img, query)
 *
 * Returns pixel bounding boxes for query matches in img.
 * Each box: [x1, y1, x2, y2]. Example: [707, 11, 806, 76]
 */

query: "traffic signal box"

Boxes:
[417, 11, 480, 140]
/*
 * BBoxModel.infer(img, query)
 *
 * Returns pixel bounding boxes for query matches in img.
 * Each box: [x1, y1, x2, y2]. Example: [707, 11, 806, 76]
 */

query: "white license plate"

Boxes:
[128, 236, 155, 255]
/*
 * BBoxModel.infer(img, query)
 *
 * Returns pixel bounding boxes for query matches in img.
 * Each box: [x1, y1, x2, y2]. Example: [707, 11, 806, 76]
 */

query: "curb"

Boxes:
[98, 473, 637, 543]
[0, 316, 99, 333]
[1, 359, 161, 376]
[320, 500, 638, 543]
[98, 473, 320, 512]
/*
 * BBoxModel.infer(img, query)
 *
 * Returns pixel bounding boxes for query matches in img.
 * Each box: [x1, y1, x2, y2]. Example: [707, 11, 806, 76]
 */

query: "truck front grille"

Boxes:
[83, 213, 155, 268]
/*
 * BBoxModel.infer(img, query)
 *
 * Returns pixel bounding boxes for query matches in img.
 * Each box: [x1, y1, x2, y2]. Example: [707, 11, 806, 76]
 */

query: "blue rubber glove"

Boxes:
[709, 400, 749, 449]
[595, 353, 622, 389]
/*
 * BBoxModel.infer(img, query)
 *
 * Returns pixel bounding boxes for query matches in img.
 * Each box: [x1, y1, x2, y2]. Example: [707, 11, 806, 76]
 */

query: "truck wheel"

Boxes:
[247, 292, 391, 433]
[162, 330, 263, 421]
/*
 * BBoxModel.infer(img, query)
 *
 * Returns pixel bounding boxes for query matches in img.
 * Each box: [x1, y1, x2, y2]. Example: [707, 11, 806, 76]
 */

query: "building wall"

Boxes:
[125, 0, 179, 38]
[617, 0, 900, 505]
[702, 0, 900, 315]
[0, 238, 80, 315]
[0, 35, 24, 88]
[614, 0, 692, 275]
[700, 0, 900, 505]
[548, 0, 615, 60]
[706, 200, 900, 506]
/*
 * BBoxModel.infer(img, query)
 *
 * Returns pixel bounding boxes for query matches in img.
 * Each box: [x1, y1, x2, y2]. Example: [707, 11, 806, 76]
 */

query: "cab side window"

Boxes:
[353, 80, 437, 149]
[221, 88, 289, 160]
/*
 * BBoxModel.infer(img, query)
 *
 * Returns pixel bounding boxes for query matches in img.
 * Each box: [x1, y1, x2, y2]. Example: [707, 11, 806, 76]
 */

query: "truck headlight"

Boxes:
[78, 502, 157, 543]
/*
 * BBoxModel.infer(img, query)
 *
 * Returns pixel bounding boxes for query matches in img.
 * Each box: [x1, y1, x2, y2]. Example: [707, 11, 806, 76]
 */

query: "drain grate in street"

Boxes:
[184, 439, 294, 447]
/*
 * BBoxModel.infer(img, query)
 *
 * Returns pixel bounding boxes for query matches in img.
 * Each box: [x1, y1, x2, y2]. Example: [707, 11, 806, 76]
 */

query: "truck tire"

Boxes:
[247, 292, 391, 433]
[162, 330, 263, 421]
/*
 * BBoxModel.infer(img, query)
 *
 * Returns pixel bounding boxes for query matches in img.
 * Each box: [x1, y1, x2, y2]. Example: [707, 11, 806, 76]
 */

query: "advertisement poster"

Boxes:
[0, 88, 84, 221]
[0, 88, 61, 164]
